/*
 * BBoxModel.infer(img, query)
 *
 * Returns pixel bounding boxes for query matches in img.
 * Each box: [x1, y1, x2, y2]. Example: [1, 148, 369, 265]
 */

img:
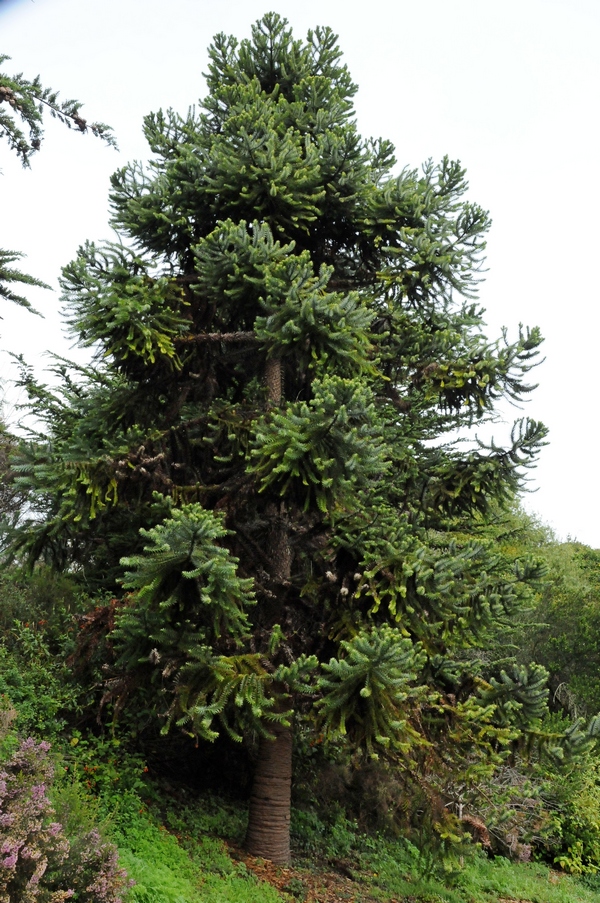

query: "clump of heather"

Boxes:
[48, 826, 133, 903]
[0, 737, 132, 903]
[0, 737, 70, 902]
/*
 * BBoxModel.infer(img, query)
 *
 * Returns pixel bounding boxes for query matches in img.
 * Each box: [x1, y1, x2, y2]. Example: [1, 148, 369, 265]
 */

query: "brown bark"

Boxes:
[175, 330, 256, 345]
[264, 355, 283, 406]
[245, 721, 293, 864]
[244, 351, 294, 863]
[264, 354, 292, 584]
[266, 500, 292, 584]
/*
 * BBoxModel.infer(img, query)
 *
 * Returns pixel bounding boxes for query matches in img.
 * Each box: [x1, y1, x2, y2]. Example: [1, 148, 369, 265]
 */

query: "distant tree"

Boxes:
[10, 15, 557, 864]
[525, 541, 600, 716]
[0, 53, 116, 311]
[479, 510, 600, 718]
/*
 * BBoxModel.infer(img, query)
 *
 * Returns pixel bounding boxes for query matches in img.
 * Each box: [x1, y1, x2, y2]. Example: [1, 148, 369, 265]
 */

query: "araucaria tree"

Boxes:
[11, 15, 551, 864]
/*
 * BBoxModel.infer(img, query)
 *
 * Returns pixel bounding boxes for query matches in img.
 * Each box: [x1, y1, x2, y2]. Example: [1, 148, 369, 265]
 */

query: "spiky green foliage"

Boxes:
[0, 249, 48, 310]
[0, 53, 115, 167]
[249, 375, 386, 511]
[6, 13, 556, 856]
[120, 503, 253, 639]
[173, 651, 288, 742]
[480, 663, 550, 731]
[317, 627, 426, 755]
[1, 54, 115, 316]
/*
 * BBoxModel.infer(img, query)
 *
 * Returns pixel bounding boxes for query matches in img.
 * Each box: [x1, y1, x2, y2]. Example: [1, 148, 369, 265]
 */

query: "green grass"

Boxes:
[357, 835, 600, 903]
[100, 787, 600, 903]
[102, 791, 284, 903]
[456, 854, 600, 903]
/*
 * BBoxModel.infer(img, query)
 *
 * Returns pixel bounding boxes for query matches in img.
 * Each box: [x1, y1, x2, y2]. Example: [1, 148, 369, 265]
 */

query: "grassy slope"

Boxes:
[103, 789, 600, 903]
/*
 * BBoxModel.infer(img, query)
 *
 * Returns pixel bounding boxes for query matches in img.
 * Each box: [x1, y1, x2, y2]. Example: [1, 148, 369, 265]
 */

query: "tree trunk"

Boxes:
[245, 721, 293, 864]
[244, 352, 294, 864]
[266, 499, 292, 584]
[263, 355, 292, 583]
[264, 355, 283, 406]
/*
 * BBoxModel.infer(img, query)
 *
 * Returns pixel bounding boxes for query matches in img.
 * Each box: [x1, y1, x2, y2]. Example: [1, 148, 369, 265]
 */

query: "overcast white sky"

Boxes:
[1, 0, 599, 545]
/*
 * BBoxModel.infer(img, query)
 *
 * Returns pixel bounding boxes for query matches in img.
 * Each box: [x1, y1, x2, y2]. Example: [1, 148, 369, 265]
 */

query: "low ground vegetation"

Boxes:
[2, 560, 600, 902]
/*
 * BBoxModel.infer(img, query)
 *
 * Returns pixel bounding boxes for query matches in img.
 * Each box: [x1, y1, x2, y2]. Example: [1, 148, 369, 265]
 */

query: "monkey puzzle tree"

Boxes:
[9, 15, 551, 863]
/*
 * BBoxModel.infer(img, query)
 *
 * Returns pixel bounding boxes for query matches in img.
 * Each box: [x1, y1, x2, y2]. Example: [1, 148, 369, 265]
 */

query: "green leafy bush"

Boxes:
[541, 755, 600, 874]
[0, 626, 81, 737]
[62, 730, 147, 800]
[0, 569, 92, 739]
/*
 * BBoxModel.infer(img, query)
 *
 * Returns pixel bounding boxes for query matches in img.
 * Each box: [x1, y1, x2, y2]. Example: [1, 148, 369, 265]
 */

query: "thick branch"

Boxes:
[175, 331, 257, 345]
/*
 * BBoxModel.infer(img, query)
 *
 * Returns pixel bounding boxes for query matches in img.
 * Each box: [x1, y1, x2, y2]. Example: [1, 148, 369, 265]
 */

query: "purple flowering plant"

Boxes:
[0, 736, 132, 903]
